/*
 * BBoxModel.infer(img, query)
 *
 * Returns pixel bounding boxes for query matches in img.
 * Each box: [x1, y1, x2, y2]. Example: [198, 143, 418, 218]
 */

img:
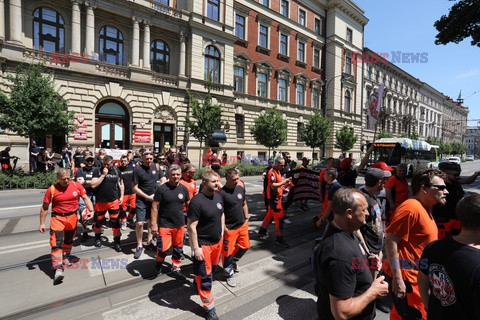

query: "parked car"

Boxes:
[466, 155, 475, 161]
[447, 157, 461, 164]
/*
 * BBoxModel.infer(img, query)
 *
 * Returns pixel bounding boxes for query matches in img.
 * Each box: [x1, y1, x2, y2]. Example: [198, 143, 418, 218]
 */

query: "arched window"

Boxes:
[99, 26, 124, 65]
[204, 45, 221, 83]
[33, 7, 65, 52]
[151, 40, 170, 74]
[95, 101, 129, 149]
[344, 90, 351, 113]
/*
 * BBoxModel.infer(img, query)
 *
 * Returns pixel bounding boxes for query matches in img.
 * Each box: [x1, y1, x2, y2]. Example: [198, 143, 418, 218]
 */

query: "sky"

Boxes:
[354, 0, 480, 126]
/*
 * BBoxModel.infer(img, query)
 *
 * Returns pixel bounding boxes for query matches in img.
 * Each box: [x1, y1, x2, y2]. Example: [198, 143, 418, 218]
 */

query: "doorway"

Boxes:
[153, 123, 174, 154]
[95, 101, 130, 149]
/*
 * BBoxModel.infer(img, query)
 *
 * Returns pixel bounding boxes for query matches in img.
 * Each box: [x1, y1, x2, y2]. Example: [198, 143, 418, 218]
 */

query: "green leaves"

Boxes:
[249, 106, 287, 151]
[299, 111, 331, 162]
[0, 64, 74, 140]
[334, 125, 358, 152]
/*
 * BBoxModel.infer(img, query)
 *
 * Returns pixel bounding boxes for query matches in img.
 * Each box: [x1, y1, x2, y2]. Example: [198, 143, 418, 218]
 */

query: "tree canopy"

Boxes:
[185, 82, 223, 167]
[434, 0, 480, 47]
[298, 111, 330, 163]
[0, 64, 74, 140]
[249, 106, 287, 156]
[334, 125, 358, 153]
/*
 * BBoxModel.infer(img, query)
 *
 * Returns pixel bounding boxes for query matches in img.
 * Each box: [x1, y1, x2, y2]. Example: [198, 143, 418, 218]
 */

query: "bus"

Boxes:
[366, 138, 439, 176]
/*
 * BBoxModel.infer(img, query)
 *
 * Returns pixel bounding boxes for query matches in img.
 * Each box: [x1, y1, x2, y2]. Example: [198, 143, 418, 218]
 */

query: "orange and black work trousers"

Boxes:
[259, 199, 285, 237]
[437, 219, 461, 239]
[223, 221, 250, 277]
[193, 241, 222, 311]
[156, 226, 184, 270]
[94, 200, 121, 238]
[120, 194, 136, 222]
[384, 275, 427, 320]
[50, 212, 78, 269]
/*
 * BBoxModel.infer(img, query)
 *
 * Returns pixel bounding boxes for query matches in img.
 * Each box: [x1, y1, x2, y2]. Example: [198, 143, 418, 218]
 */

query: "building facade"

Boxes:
[466, 126, 480, 158]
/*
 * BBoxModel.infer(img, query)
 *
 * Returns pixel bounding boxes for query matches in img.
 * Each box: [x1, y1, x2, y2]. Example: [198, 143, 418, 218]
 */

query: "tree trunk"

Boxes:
[198, 140, 203, 168]
[312, 147, 315, 165]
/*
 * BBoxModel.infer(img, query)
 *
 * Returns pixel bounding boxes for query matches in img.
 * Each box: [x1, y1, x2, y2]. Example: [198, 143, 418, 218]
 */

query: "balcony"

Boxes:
[23, 48, 70, 68]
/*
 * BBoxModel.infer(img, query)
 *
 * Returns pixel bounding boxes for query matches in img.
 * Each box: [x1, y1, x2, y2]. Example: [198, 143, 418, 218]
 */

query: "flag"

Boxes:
[366, 84, 384, 130]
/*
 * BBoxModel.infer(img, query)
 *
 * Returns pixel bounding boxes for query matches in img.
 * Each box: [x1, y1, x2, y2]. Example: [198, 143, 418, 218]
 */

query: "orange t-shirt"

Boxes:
[385, 198, 438, 283]
[385, 175, 409, 208]
[267, 168, 283, 201]
[179, 178, 197, 211]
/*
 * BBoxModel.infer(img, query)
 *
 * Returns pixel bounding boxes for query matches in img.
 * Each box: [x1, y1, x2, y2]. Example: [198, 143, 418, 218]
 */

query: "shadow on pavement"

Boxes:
[276, 294, 317, 320]
[26, 254, 54, 280]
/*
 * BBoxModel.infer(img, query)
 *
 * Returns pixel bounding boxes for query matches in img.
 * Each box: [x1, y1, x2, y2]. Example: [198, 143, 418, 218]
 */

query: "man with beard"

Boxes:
[165, 147, 180, 168]
[119, 155, 136, 230]
[188, 169, 225, 320]
[385, 168, 448, 320]
[75, 155, 99, 242]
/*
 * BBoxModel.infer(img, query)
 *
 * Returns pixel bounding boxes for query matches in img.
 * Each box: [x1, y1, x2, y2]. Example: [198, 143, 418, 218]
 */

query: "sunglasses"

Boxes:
[430, 184, 447, 191]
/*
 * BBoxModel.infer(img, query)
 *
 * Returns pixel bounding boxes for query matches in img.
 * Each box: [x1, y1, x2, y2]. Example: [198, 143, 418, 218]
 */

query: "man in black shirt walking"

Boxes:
[187, 169, 225, 320]
[119, 155, 136, 230]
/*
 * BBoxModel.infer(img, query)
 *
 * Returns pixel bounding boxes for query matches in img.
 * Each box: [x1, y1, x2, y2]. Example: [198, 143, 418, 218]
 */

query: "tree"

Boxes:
[0, 64, 74, 141]
[185, 82, 223, 167]
[450, 142, 467, 155]
[334, 125, 358, 153]
[434, 0, 480, 47]
[410, 131, 419, 140]
[442, 142, 453, 155]
[249, 106, 287, 157]
[377, 130, 393, 139]
[298, 111, 331, 164]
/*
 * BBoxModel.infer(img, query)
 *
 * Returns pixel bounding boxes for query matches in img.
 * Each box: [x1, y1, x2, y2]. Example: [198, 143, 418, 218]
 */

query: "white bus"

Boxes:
[367, 138, 439, 176]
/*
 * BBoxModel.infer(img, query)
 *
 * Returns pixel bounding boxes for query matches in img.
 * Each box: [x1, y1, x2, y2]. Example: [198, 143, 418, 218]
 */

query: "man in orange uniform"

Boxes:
[179, 163, 197, 226]
[219, 168, 250, 287]
[187, 169, 225, 320]
[258, 157, 292, 248]
[39, 168, 94, 285]
[385, 168, 448, 320]
[383, 163, 408, 225]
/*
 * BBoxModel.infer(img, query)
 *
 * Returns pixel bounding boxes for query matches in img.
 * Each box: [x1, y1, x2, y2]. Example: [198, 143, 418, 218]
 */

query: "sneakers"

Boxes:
[284, 218, 292, 224]
[53, 268, 64, 285]
[171, 268, 187, 282]
[225, 276, 237, 287]
[62, 255, 72, 267]
[155, 262, 163, 275]
[145, 242, 156, 251]
[258, 229, 269, 239]
[205, 308, 219, 320]
[114, 242, 122, 252]
[134, 246, 143, 259]
[80, 232, 89, 243]
[121, 221, 127, 231]
[94, 234, 102, 247]
[232, 261, 239, 273]
[275, 238, 290, 248]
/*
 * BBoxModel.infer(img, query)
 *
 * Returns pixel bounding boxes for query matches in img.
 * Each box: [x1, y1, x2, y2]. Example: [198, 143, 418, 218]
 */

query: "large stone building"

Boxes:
[361, 48, 468, 146]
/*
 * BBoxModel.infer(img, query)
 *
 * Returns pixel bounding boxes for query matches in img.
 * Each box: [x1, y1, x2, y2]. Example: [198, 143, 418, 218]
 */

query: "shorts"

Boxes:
[136, 197, 152, 222]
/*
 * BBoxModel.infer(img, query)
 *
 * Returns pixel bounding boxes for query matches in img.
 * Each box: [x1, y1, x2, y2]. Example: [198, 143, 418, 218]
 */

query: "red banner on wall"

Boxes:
[134, 130, 151, 143]
[73, 114, 88, 140]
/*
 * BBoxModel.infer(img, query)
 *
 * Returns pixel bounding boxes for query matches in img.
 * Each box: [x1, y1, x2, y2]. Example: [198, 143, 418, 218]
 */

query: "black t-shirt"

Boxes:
[119, 166, 134, 195]
[75, 166, 98, 195]
[0, 150, 10, 165]
[219, 183, 246, 230]
[73, 153, 85, 168]
[433, 182, 464, 222]
[338, 169, 358, 188]
[420, 237, 480, 320]
[187, 192, 224, 245]
[93, 167, 121, 202]
[133, 164, 165, 197]
[315, 225, 375, 320]
[154, 182, 189, 228]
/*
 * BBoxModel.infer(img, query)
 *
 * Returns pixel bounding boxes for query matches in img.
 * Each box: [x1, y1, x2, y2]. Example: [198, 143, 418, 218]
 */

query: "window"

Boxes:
[204, 45, 221, 83]
[368, 66, 372, 79]
[150, 40, 170, 74]
[279, 33, 288, 55]
[235, 114, 244, 138]
[207, 0, 220, 21]
[346, 28, 353, 43]
[298, 9, 306, 26]
[99, 26, 124, 65]
[33, 7, 65, 52]
[345, 55, 352, 74]
[296, 83, 305, 105]
[235, 15, 245, 39]
[234, 66, 245, 93]
[260, 0, 269, 7]
[278, 79, 288, 101]
[297, 41, 305, 62]
[314, 18, 322, 35]
[344, 90, 351, 113]
[258, 73, 268, 97]
[297, 123, 304, 142]
[281, 0, 289, 17]
[313, 48, 320, 68]
[312, 87, 320, 108]
[259, 25, 268, 48]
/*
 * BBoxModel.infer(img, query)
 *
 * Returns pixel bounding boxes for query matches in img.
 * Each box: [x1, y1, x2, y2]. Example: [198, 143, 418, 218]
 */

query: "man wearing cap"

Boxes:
[385, 169, 447, 320]
[337, 146, 374, 188]
[75, 155, 99, 242]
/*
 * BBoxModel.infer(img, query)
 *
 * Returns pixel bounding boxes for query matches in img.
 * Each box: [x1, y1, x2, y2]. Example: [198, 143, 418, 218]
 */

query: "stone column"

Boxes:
[9, 0, 22, 43]
[143, 22, 150, 68]
[85, 3, 95, 56]
[0, 0, 5, 42]
[71, 0, 81, 54]
[179, 31, 186, 76]
[131, 18, 140, 66]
